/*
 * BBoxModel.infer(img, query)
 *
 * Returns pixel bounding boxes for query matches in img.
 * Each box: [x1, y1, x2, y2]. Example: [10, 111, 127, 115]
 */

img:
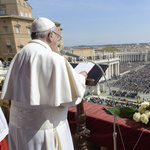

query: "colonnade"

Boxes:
[91, 59, 120, 95]
[95, 58, 120, 81]
[71, 56, 120, 80]
[100, 62, 119, 81]
[117, 51, 148, 62]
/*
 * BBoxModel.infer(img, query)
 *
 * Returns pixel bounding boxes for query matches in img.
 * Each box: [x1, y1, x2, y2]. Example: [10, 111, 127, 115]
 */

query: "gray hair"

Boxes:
[31, 26, 55, 40]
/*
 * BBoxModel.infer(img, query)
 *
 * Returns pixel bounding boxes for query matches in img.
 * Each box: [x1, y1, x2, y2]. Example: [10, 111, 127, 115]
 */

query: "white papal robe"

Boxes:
[1, 39, 86, 150]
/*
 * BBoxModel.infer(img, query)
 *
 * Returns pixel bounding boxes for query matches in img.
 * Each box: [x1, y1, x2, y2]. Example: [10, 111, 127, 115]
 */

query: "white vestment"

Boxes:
[0, 106, 8, 142]
[1, 39, 86, 150]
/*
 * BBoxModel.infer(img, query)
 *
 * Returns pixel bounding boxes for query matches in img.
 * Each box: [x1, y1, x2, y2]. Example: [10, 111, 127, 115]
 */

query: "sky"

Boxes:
[28, 0, 150, 47]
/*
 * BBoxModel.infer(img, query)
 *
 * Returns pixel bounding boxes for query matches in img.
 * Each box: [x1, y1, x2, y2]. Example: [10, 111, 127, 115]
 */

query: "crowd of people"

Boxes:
[0, 61, 11, 68]
[111, 63, 150, 94]
[88, 97, 140, 110]
[2, 61, 10, 68]
[119, 61, 145, 74]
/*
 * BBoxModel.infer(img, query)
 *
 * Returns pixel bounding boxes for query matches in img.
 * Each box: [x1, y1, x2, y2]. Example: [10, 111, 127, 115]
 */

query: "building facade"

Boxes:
[0, 0, 63, 62]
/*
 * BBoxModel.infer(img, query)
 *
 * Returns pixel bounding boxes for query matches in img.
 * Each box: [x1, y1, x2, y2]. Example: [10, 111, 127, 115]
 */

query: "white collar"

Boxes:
[29, 39, 51, 50]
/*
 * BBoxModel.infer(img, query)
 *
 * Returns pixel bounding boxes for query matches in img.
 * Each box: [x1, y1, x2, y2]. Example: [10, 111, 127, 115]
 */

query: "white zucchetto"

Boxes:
[31, 17, 55, 33]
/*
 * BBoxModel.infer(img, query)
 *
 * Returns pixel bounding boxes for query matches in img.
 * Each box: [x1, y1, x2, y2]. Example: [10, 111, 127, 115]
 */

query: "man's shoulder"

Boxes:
[18, 41, 65, 63]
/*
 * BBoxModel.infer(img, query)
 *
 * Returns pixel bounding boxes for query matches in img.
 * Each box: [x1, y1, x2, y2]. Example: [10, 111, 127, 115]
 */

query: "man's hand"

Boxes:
[79, 71, 88, 79]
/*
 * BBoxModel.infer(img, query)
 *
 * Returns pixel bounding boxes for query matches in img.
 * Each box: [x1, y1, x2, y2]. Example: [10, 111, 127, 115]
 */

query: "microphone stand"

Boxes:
[60, 49, 117, 150]
[79, 56, 117, 150]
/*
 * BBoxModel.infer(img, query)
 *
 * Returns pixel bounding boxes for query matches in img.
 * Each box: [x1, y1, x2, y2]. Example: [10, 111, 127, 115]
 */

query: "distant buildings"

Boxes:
[0, 0, 63, 62]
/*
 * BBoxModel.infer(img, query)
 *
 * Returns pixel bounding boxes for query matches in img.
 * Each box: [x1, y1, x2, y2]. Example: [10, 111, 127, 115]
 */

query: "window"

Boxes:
[8, 58, 12, 62]
[6, 40, 10, 45]
[18, 44, 24, 50]
[4, 27, 8, 33]
[0, 0, 1, 4]
[29, 13, 32, 18]
[14, 22, 21, 32]
[0, 8, 3, 15]
[19, 1, 21, 5]
[25, 12, 28, 17]
[58, 46, 60, 51]
[23, 3, 25, 7]
[26, 22, 30, 33]
[27, 28, 30, 34]
[20, 11, 23, 16]
[16, 27, 20, 33]
[8, 47, 12, 53]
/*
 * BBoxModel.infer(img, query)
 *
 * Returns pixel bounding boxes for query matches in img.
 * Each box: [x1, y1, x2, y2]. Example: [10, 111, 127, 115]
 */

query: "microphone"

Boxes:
[60, 50, 80, 59]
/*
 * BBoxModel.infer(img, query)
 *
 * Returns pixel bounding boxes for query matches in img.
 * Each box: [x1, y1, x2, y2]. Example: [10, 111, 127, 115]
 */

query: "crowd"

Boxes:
[88, 97, 140, 109]
[111, 63, 150, 94]
[2, 61, 10, 68]
[119, 61, 145, 74]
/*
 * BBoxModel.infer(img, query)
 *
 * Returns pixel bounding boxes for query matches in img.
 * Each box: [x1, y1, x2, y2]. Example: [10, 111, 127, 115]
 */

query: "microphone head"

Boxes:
[60, 50, 66, 55]
[60, 49, 80, 59]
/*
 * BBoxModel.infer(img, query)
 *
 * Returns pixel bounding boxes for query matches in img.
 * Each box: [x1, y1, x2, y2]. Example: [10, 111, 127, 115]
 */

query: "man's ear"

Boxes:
[48, 31, 53, 42]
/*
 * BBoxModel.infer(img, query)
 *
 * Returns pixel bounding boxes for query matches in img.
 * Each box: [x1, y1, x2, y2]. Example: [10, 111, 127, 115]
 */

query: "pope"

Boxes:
[1, 17, 87, 150]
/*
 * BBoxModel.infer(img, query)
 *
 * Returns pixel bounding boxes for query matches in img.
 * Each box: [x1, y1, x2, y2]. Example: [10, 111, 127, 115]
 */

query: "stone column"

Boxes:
[115, 64, 117, 76]
[117, 62, 119, 76]
[112, 64, 114, 77]
[132, 55, 134, 61]
[145, 54, 147, 61]
[74, 57, 76, 63]
[140, 54, 142, 61]
[108, 63, 111, 79]
[130, 55, 131, 62]
[106, 66, 109, 79]
[110, 64, 112, 78]
[94, 84, 100, 95]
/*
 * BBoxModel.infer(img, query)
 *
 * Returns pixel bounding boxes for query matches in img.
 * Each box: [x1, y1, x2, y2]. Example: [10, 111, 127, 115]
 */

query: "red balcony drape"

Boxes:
[0, 138, 9, 150]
